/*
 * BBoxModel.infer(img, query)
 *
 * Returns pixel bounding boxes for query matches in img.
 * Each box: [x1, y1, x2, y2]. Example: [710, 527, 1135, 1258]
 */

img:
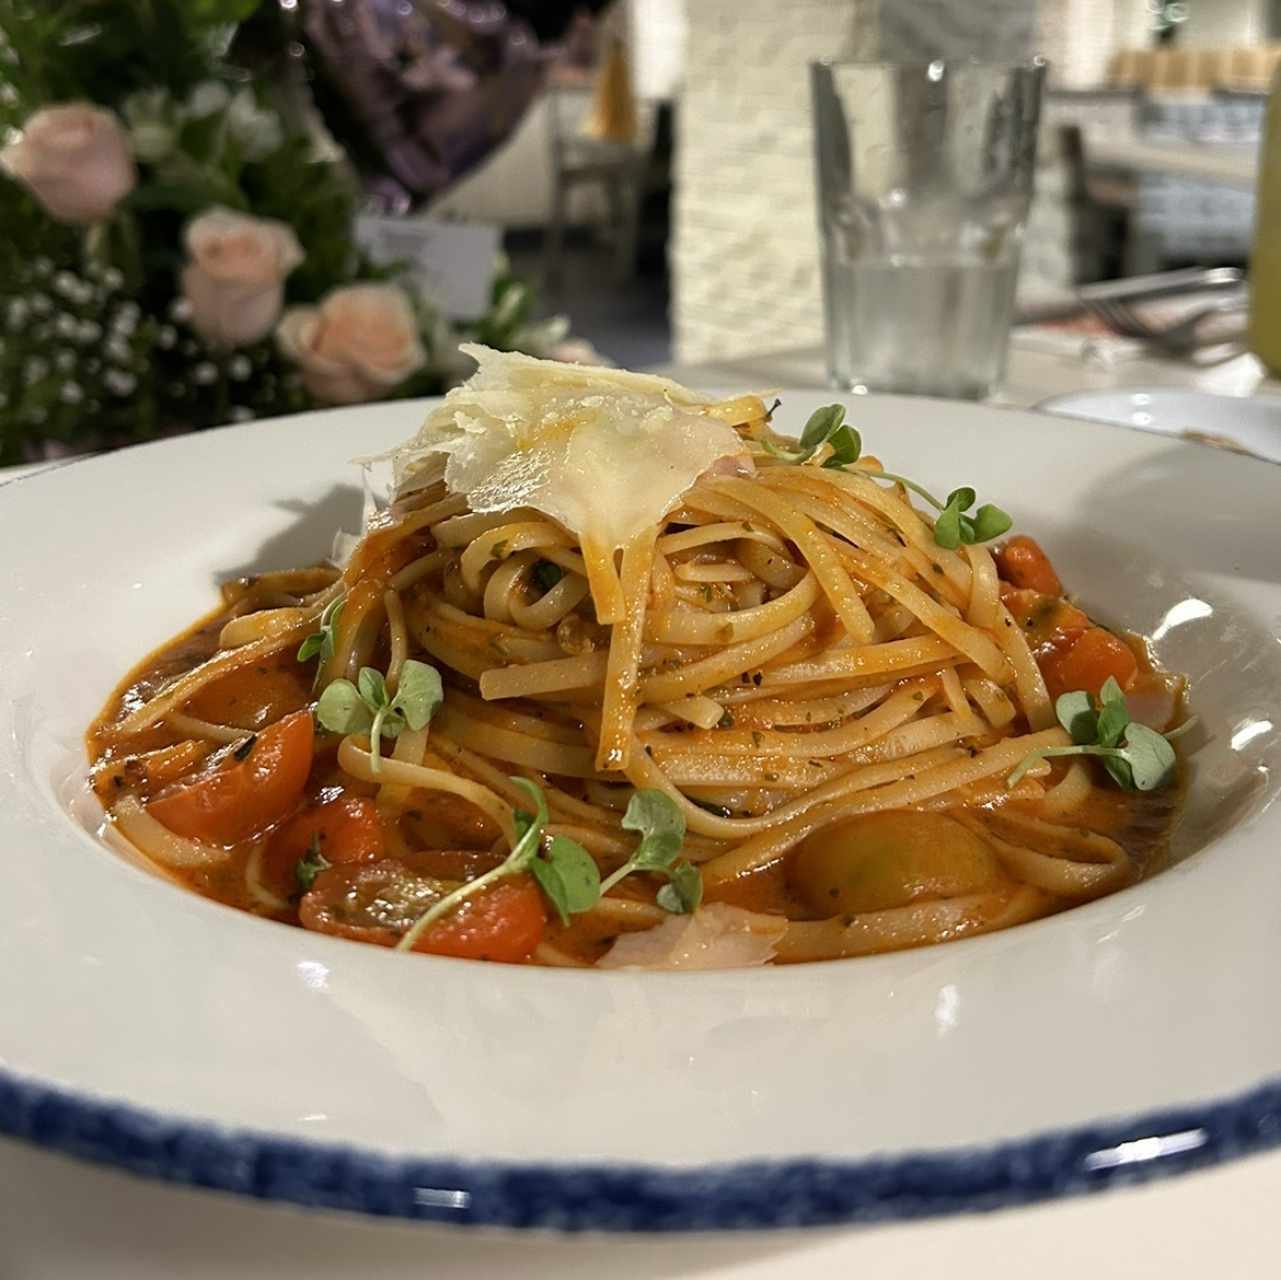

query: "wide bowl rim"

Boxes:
[4, 391, 1280, 1232]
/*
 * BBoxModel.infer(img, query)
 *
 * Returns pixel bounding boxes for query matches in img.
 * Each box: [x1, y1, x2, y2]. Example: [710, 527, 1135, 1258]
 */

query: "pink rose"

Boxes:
[181, 208, 304, 348]
[277, 284, 426, 404]
[1, 103, 136, 225]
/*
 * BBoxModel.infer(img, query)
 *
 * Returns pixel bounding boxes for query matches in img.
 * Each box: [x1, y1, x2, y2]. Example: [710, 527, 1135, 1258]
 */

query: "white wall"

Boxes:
[628, 0, 687, 100]
[1179, 0, 1269, 46]
[1037, 0, 1153, 87]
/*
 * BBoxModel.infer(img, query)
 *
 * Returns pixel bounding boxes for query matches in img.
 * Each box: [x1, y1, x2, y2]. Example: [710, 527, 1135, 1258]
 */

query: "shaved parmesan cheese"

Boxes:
[596, 903, 788, 971]
[386, 344, 747, 550]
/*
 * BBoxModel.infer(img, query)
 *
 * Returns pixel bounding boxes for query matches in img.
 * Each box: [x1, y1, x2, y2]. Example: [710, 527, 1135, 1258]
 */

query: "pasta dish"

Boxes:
[87, 348, 1188, 968]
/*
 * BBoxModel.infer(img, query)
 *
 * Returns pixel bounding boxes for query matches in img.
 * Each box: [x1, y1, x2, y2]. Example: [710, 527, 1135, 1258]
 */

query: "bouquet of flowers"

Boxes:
[0, 0, 578, 465]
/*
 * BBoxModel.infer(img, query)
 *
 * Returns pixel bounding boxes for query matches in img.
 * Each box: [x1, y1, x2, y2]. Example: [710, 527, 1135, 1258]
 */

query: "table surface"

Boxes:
[654, 327, 1281, 406]
[1082, 134, 1259, 186]
[5, 334, 1281, 1276]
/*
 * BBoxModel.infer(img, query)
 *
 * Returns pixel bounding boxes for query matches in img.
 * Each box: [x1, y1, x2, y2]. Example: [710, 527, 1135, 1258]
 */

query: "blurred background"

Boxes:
[3, 0, 1280, 458]
[418, 0, 1280, 365]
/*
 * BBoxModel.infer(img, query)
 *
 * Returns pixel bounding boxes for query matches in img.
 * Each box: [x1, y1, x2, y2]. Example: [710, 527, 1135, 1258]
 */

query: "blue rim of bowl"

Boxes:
[4, 1066, 1281, 1230]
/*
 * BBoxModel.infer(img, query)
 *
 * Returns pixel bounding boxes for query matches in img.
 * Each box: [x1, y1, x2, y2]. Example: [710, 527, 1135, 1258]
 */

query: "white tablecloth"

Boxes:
[653, 327, 1281, 406]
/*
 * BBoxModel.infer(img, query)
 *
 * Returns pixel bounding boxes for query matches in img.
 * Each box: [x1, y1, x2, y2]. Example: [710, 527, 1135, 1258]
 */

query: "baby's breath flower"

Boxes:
[53, 271, 81, 300]
[104, 337, 132, 365]
[104, 369, 137, 397]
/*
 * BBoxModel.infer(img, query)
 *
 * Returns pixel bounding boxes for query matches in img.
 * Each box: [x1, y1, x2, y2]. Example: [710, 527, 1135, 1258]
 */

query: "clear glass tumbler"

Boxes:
[812, 59, 1046, 399]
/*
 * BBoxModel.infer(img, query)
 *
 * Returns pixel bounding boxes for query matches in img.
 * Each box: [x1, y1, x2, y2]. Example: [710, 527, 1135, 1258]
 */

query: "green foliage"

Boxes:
[0, 0, 566, 463]
[239, 136, 361, 302]
[0, 0, 229, 111]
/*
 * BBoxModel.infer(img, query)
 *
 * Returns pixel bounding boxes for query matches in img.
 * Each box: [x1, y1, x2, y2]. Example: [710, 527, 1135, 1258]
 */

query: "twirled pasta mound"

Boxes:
[88, 350, 1186, 968]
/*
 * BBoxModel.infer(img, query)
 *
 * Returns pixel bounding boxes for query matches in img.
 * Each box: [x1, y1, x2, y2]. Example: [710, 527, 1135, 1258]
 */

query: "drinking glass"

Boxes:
[812, 59, 1046, 399]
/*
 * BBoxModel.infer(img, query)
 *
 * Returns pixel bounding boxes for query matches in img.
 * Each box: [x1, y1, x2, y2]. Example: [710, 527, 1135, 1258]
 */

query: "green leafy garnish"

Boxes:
[315, 658, 444, 773]
[1007, 676, 1180, 792]
[599, 789, 703, 915]
[757, 404, 1009, 547]
[656, 860, 704, 914]
[395, 785, 703, 950]
[762, 403, 862, 470]
[531, 835, 602, 926]
[396, 777, 598, 948]
[868, 474, 1013, 550]
[297, 596, 344, 672]
[295, 838, 331, 893]
[930, 488, 1013, 551]
[532, 560, 564, 593]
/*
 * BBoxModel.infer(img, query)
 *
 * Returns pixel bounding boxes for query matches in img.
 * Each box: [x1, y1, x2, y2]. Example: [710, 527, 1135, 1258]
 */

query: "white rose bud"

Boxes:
[277, 284, 426, 405]
[180, 207, 304, 349]
[1, 103, 137, 225]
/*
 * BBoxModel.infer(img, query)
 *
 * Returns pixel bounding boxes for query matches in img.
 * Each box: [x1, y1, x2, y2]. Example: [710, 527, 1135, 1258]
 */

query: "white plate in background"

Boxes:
[1, 393, 1280, 1236]
[1037, 386, 1281, 463]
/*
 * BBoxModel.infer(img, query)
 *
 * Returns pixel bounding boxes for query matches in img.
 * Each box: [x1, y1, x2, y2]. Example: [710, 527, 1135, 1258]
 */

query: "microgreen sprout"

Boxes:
[762, 403, 862, 470]
[297, 595, 344, 674]
[1007, 676, 1184, 792]
[294, 836, 331, 893]
[866, 475, 1013, 549]
[599, 789, 703, 914]
[393, 785, 702, 950]
[395, 777, 601, 949]
[315, 658, 443, 773]
[531, 834, 601, 925]
[759, 404, 1010, 547]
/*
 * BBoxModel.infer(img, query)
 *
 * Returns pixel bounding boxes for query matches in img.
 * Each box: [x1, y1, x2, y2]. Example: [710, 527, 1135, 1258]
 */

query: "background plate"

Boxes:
[1037, 387, 1281, 464]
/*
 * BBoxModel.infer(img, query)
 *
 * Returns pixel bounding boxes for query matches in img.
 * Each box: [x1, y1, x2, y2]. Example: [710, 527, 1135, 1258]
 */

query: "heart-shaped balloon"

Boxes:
[300, 0, 549, 208]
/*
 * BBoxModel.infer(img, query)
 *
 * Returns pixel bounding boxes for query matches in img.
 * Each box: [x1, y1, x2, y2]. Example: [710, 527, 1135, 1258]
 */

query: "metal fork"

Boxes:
[1083, 293, 1247, 354]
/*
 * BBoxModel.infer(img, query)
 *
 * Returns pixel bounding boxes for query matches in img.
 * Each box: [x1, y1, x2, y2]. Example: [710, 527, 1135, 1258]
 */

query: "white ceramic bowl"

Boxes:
[2, 394, 1279, 1231]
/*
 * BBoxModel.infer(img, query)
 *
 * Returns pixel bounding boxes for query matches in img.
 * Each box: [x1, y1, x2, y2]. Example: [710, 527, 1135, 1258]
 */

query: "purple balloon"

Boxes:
[301, 0, 549, 206]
